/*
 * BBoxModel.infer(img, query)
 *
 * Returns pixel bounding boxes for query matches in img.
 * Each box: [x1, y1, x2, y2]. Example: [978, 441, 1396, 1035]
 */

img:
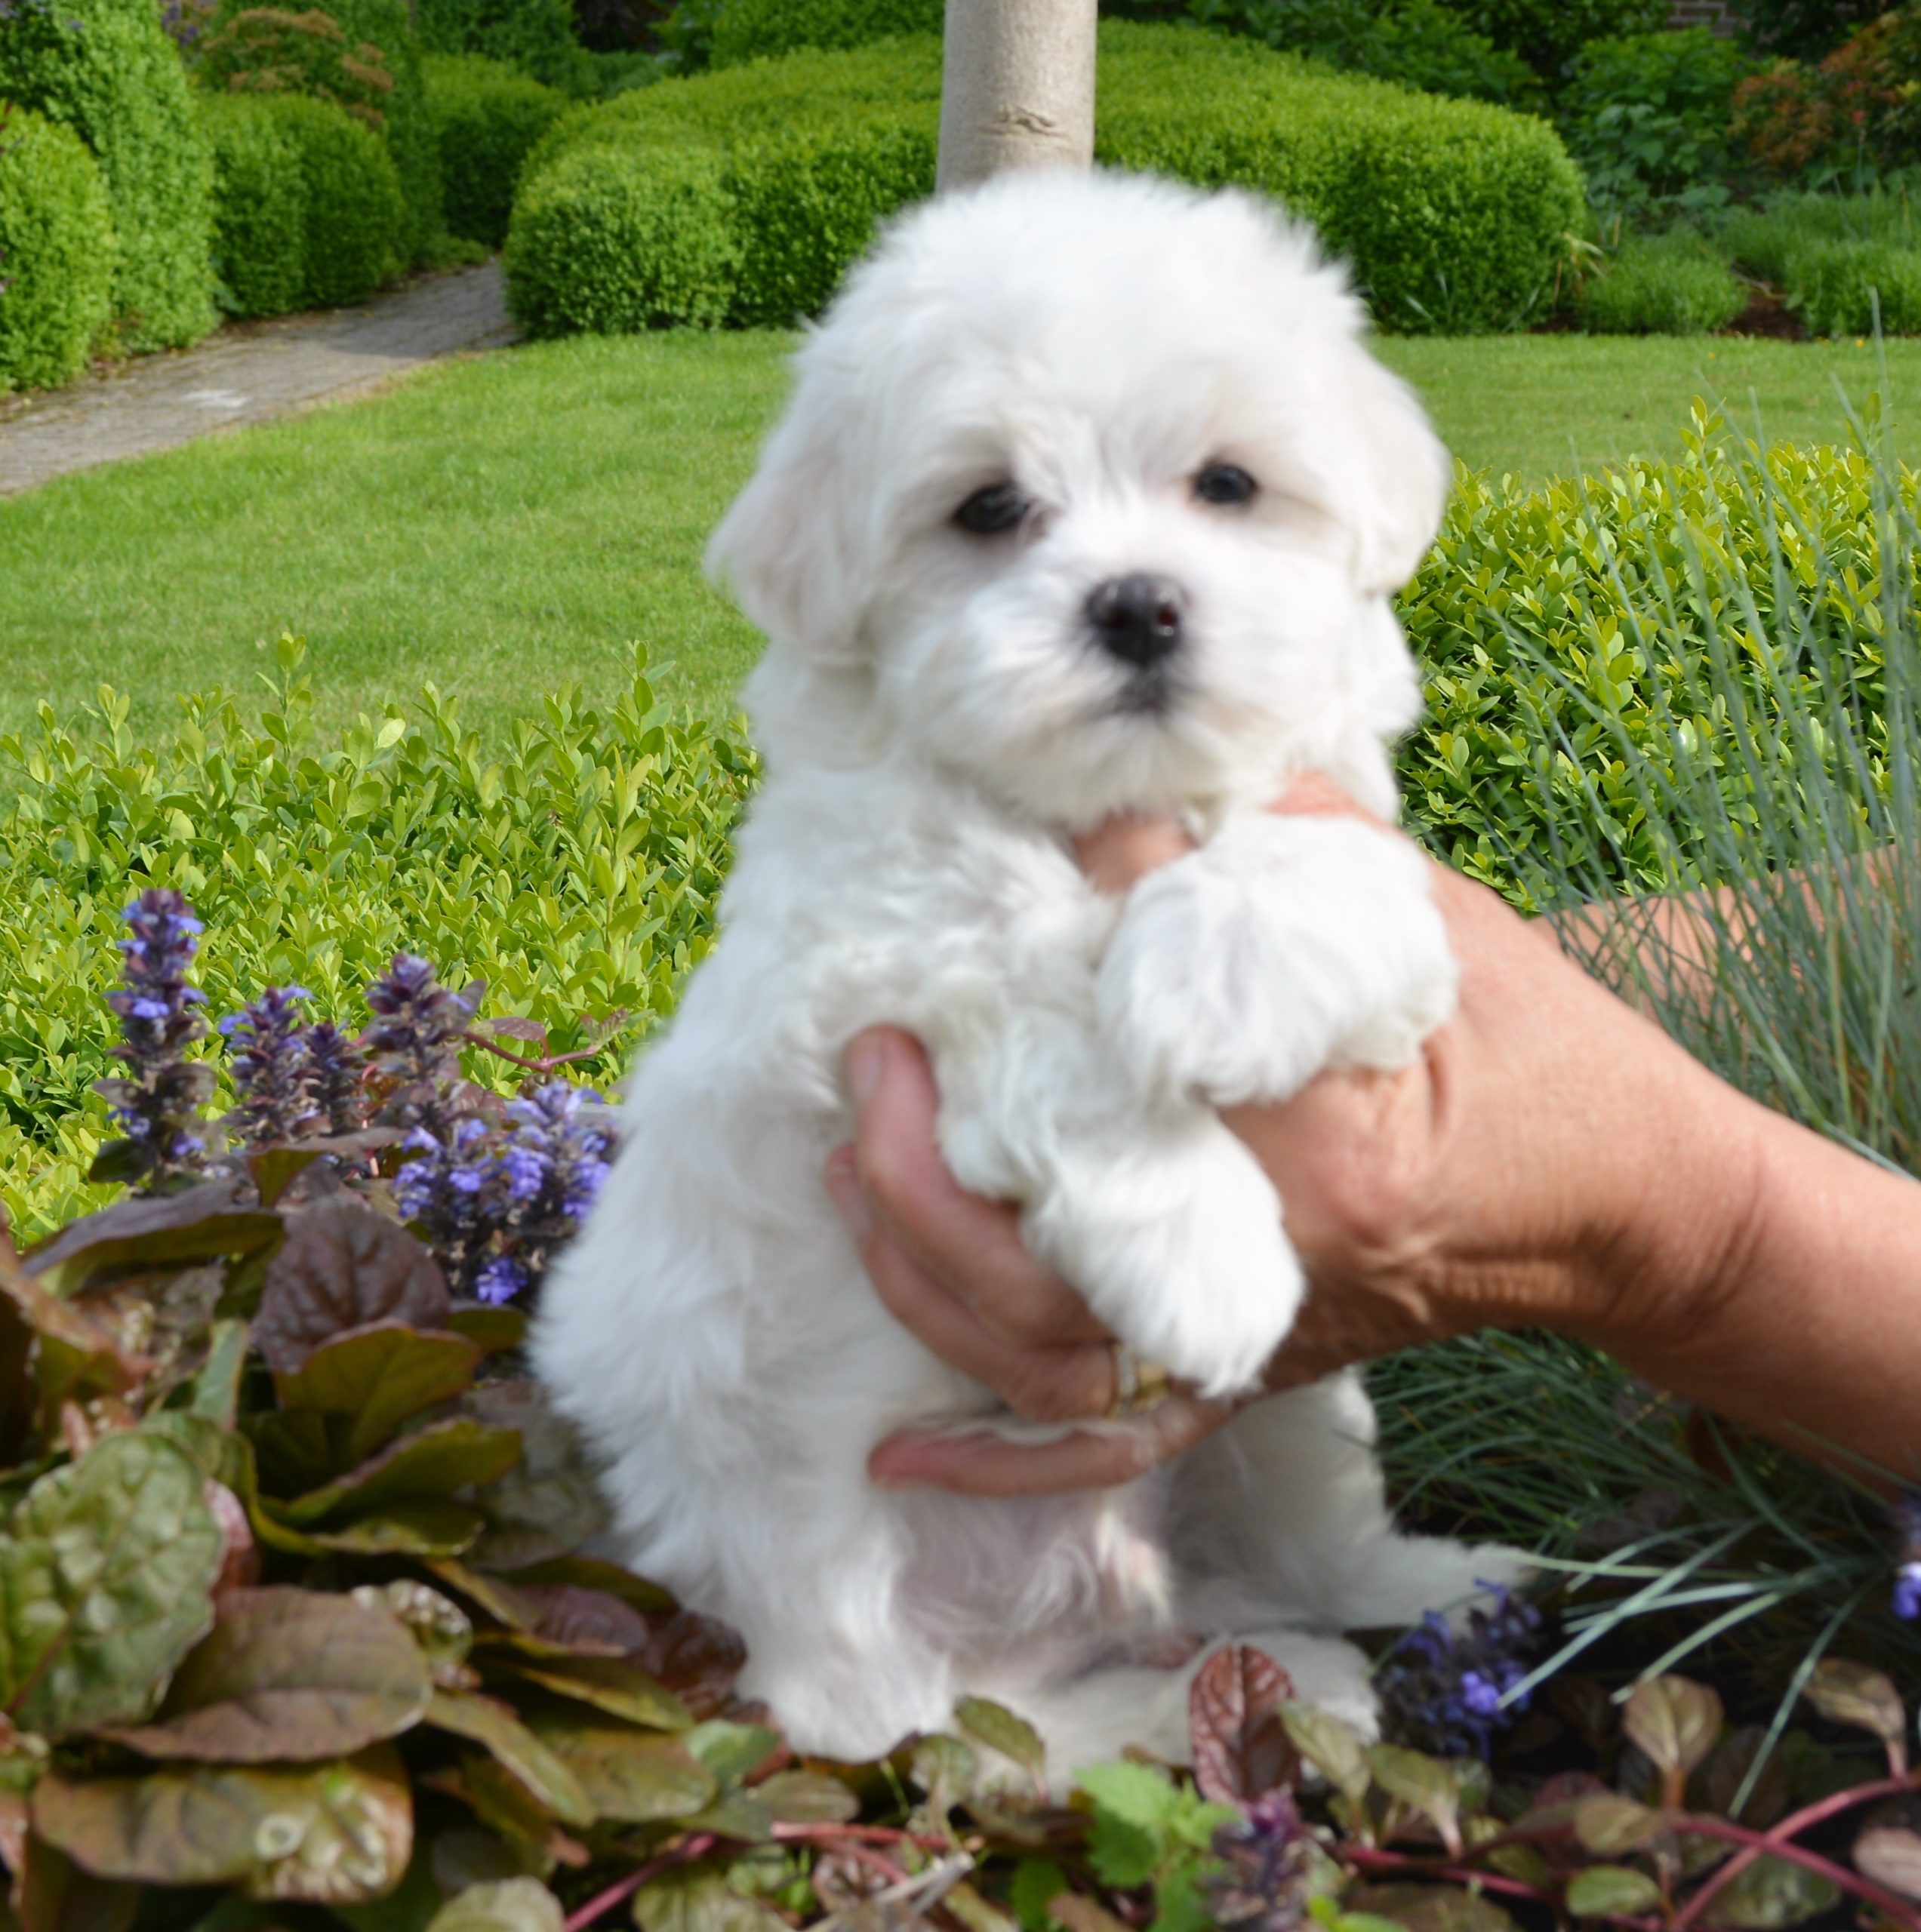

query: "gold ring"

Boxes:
[1107, 1343, 1174, 1420]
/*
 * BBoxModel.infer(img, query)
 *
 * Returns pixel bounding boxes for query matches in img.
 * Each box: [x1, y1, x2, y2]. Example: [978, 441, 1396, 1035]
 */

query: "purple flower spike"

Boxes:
[1378, 1583, 1543, 1761]
[93, 888, 216, 1192]
[220, 985, 322, 1149]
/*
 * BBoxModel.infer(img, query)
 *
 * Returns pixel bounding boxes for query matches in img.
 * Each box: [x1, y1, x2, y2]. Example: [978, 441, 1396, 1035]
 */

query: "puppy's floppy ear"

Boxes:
[706, 368, 871, 665]
[1320, 343, 1452, 596]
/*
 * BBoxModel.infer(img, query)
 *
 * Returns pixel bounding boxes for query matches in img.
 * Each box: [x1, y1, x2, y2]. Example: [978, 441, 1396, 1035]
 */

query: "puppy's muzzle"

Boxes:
[1086, 574, 1186, 670]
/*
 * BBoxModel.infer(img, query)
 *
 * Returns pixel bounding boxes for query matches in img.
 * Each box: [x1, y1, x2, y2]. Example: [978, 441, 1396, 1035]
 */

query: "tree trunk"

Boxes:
[935, 0, 1097, 193]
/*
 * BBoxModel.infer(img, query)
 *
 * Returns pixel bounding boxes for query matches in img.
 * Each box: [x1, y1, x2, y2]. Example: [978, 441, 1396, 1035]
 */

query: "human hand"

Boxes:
[827, 778, 1770, 1495]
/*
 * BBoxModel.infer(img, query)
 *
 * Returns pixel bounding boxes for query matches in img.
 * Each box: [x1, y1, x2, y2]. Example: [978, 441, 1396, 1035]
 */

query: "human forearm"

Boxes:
[1568, 1085, 1921, 1481]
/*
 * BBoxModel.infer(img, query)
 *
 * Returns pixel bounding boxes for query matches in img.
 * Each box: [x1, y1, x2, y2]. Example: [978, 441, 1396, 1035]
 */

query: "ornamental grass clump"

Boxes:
[1378, 391, 1921, 1744]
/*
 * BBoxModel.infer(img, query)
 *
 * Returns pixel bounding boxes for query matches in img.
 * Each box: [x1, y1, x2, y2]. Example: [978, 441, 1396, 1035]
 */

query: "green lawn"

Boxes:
[6, 328, 1920, 741]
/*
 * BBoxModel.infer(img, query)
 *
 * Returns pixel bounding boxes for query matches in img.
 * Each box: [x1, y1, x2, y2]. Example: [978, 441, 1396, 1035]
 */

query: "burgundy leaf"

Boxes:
[1188, 1644, 1298, 1805]
[513, 1584, 654, 1656]
[254, 1198, 448, 1374]
[636, 1609, 747, 1715]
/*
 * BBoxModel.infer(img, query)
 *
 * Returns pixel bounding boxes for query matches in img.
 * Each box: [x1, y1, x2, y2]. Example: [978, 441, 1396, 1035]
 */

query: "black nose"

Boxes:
[1086, 574, 1185, 668]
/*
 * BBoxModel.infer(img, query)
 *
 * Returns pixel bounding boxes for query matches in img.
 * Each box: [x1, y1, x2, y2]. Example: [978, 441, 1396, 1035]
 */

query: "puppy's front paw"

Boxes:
[1097, 813, 1456, 1110]
[1030, 1124, 1302, 1398]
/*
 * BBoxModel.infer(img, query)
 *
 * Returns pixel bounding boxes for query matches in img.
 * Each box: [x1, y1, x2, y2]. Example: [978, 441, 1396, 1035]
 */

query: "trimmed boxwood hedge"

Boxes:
[199, 91, 306, 318]
[709, 0, 939, 67]
[0, 109, 116, 391]
[506, 22, 1584, 338]
[423, 52, 566, 246]
[0, 0, 214, 352]
[202, 0, 441, 263]
[201, 91, 405, 313]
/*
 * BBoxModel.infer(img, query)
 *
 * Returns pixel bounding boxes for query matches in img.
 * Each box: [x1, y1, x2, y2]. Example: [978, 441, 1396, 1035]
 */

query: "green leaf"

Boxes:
[754, 1769, 859, 1824]
[424, 1690, 593, 1826]
[1343, 1885, 1521, 1932]
[1010, 1858, 1070, 1932]
[528, 1712, 716, 1823]
[273, 1322, 482, 1464]
[253, 1198, 449, 1374]
[1567, 1866, 1664, 1918]
[1572, 1792, 1671, 1855]
[684, 1719, 781, 1786]
[268, 1418, 522, 1524]
[1365, 1746, 1464, 1855]
[633, 1869, 787, 1932]
[1800, 1660, 1905, 1752]
[260, 1500, 488, 1558]
[500, 1555, 674, 1614]
[0, 1431, 223, 1736]
[32, 1746, 413, 1903]
[956, 1697, 1047, 1783]
[497, 1654, 688, 1730]
[445, 1306, 528, 1355]
[97, 1585, 431, 1762]
[187, 1318, 250, 1426]
[425, 1878, 565, 1932]
[1282, 1703, 1371, 1809]
[1078, 1762, 1175, 1890]
[1623, 1676, 1722, 1783]
[1700, 1854, 1839, 1928]
[25, 1183, 285, 1297]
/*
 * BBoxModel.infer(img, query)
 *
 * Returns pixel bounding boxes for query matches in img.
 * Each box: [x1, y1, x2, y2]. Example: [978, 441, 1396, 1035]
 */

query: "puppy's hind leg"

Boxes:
[1173, 1374, 1532, 1635]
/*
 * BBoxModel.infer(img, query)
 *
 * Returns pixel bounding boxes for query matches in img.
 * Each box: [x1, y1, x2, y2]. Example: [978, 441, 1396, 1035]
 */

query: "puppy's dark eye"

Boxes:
[1194, 462, 1258, 507]
[955, 482, 1030, 535]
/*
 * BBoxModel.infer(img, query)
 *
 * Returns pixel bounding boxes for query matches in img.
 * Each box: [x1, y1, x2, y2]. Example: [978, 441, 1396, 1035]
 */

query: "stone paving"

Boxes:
[0, 261, 514, 497]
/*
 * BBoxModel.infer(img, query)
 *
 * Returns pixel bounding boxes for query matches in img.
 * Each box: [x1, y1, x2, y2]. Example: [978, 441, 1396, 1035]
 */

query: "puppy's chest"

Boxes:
[731, 804, 1116, 1054]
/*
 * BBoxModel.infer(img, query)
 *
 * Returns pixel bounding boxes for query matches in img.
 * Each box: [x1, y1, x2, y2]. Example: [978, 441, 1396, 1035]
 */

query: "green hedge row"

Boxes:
[1578, 233, 1744, 335]
[201, 91, 407, 315]
[4, 430, 1900, 1232]
[0, 109, 117, 392]
[505, 22, 1585, 338]
[709, 0, 937, 67]
[1398, 425, 1897, 896]
[0, 0, 214, 355]
[424, 52, 566, 247]
[0, 646, 753, 1238]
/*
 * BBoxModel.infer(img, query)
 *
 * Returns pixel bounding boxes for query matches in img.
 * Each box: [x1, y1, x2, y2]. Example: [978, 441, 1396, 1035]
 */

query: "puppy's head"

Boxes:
[710, 168, 1449, 825]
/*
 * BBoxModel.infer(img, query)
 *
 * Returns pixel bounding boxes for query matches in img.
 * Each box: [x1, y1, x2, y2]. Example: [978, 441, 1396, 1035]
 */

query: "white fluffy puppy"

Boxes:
[534, 168, 1525, 1776]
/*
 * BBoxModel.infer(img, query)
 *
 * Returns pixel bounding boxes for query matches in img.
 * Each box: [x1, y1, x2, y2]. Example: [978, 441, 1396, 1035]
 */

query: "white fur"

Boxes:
[534, 169, 1525, 1778]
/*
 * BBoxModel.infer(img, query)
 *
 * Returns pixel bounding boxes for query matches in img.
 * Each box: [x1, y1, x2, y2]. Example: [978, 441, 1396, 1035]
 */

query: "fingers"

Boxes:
[824, 1148, 1117, 1425]
[868, 1392, 1234, 1497]
[844, 1029, 1108, 1346]
[1074, 814, 1194, 893]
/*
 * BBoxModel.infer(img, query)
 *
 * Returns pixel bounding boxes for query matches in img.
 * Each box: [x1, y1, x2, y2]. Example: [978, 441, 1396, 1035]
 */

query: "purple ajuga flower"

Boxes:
[386, 1078, 614, 1306]
[474, 1255, 529, 1306]
[304, 1020, 369, 1135]
[1892, 1495, 1921, 1621]
[1378, 1583, 1543, 1761]
[1208, 1791, 1316, 1932]
[92, 889, 216, 1192]
[362, 953, 479, 1134]
[219, 985, 321, 1147]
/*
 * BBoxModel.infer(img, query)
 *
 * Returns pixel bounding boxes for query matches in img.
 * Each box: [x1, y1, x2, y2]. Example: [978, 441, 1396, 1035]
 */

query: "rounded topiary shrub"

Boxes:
[416, 0, 581, 87]
[202, 0, 440, 263]
[1579, 236, 1745, 335]
[198, 92, 306, 317]
[709, 0, 939, 67]
[506, 22, 1584, 337]
[0, 0, 215, 352]
[271, 91, 406, 305]
[423, 51, 565, 245]
[1790, 238, 1921, 337]
[0, 108, 116, 390]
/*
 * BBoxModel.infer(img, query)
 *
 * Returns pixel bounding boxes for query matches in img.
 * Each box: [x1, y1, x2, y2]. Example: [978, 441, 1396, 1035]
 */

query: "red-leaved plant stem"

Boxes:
[564, 1832, 718, 1932]
[1669, 1782, 1921, 1932]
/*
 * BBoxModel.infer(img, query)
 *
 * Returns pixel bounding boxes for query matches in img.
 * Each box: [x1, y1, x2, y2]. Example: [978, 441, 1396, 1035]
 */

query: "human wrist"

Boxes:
[1556, 1043, 1774, 1376]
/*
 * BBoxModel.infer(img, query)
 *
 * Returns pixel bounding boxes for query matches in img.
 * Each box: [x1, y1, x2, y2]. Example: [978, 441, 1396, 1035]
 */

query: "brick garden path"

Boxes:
[0, 260, 514, 497]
